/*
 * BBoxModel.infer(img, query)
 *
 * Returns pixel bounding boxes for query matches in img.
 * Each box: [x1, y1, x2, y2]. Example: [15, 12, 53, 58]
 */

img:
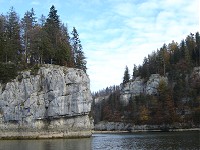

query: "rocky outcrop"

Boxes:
[146, 74, 168, 95]
[120, 74, 168, 105]
[94, 121, 199, 132]
[0, 64, 93, 139]
[120, 66, 199, 105]
[94, 121, 132, 131]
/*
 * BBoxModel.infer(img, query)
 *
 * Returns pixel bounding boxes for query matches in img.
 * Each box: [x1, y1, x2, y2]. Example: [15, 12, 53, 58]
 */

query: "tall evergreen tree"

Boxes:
[71, 27, 87, 72]
[0, 15, 6, 62]
[57, 23, 72, 66]
[195, 32, 200, 65]
[123, 66, 130, 84]
[141, 57, 150, 78]
[4, 7, 21, 63]
[159, 44, 170, 76]
[21, 8, 36, 64]
[44, 5, 60, 64]
[185, 33, 195, 66]
[132, 64, 138, 79]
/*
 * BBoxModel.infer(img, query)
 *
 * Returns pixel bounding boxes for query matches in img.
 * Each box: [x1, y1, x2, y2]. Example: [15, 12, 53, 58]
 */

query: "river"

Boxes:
[0, 131, 199, 150]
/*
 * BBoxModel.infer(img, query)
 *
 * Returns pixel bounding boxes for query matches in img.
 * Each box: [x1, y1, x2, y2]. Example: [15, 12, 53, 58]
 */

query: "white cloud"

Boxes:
[78, 0, 199, 91]
[113, 2, 136, 17]
[31, 1, 40, 5]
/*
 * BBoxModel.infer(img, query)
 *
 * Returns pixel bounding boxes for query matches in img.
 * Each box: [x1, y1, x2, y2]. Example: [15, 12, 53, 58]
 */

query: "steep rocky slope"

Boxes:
[94, 68, 200, 131]
[120, 74, 168, 105]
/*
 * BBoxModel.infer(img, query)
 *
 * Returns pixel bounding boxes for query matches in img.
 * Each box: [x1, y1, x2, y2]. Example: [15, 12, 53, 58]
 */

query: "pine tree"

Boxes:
[4, 7, 21, 63]
[21, 8, 36, 64]
[44, 5, 60, 64]
[142, 57, 150, 78]
[60, 24, 74, 67]
[57, 23, 72, 66]
[185, 33, 195, 66]
[44, 5, 72, 66]
[132, 64, 138, 79]
[0, 15, 6, 62]
[158, 44, 169, 76]
[123, 66, 130, 84]
[30, 25, 45, 64]
[46, 5, 60, 29]
[35, 14, 52, 64]
[195, 32, 200, 65]
[71, 27, 87, 72]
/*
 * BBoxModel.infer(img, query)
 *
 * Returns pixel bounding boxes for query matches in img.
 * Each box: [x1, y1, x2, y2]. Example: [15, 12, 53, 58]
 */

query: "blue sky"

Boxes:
[0, 0, 199, 92]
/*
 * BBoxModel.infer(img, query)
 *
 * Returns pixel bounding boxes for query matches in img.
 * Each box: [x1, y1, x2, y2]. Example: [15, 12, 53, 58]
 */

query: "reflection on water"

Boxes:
[0, 138, 91, 150]
[92, 131, 200, 150]
[0, 131, 199, 150]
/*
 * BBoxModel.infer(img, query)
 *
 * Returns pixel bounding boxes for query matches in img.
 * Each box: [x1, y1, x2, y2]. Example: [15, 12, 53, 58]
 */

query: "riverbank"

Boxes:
[94, 121, 200, 132]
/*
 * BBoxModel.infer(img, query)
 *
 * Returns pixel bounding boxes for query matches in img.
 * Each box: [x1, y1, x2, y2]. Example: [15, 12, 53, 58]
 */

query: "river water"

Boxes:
[0, 131, 199, 150]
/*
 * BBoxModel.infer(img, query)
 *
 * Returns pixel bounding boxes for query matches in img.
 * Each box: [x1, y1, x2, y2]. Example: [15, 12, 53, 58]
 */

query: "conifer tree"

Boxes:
[0, 15, 6, 62]
[44, 5, 60, 64]
[123, 66, 130, 84]
[21, 8, 36, 64]
[44, 5, 72, 66]
[132, 64, 138, 79]
[185, 34, 195, 66]
[71, 27, 87, 72]
[60, 24, 74, 67]
[58, 23, 72, 66]
[4, 7, 21, 63]
[195, 32, 200, 65]
[141, 57, 150, 78]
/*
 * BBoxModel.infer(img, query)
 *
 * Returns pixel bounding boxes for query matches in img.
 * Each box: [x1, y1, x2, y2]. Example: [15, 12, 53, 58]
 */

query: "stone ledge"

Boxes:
[0, 130, 92, 140]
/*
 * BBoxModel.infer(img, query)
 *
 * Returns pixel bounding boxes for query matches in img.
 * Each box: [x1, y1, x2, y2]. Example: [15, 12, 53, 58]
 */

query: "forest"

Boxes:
[93, 32, 200, 126]
[0, 5, 87, 83]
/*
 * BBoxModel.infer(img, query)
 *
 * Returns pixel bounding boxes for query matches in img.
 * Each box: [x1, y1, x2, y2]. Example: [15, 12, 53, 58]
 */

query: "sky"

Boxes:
[0, 0, 199, 92]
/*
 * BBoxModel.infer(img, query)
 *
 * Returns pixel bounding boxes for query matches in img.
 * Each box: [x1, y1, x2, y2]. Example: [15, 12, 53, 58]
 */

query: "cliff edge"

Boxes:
[0, 64, 93, 139]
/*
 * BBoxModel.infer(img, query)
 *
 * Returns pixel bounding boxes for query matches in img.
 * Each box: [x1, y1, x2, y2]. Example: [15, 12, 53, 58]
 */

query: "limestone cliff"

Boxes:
[0, 64, 93, 139]
[120, 74, 168, 105]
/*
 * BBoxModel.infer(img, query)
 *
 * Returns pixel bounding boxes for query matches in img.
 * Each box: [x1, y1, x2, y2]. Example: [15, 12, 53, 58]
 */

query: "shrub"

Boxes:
[0, 63, 18, 84]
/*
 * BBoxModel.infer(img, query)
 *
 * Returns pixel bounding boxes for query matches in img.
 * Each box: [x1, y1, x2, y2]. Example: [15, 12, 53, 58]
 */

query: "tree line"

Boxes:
[0, 5, 87, 83]
[92, 85, 120, 98]
[123, 32, 200, 84]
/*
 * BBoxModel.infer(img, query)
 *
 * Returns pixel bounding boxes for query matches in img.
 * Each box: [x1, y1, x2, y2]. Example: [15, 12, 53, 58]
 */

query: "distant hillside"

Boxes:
[93, 32, 200, 128]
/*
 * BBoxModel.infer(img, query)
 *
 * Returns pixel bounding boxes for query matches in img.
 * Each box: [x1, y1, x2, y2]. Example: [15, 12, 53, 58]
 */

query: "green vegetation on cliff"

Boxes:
[0, 6, 87, 83]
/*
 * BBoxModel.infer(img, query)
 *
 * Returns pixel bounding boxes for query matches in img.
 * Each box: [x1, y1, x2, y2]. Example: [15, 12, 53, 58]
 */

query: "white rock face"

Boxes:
[190, 67, 200, 80]
[0, 65, 93, 138]
[146, 74, 168, 95]
[120, 74, 168, 105]
[120, 77, 144, 106]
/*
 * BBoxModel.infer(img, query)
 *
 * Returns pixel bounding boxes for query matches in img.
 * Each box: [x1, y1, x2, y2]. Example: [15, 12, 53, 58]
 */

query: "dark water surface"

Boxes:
[0, 131, 199, 150]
